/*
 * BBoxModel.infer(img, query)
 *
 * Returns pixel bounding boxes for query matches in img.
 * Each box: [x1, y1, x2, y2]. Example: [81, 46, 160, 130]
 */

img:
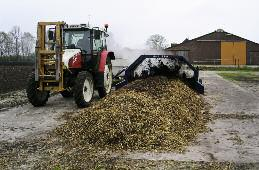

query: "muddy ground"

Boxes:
[0, 71, 259, 169]
[0, 65, 33, 94]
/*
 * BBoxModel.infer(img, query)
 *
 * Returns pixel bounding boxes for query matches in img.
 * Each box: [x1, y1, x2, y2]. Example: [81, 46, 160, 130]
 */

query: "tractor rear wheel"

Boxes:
[73, 71, 94, 108]
[60, 88, 73, 98]
[26, 73, 49, 107]
[98, 58, 112, 98]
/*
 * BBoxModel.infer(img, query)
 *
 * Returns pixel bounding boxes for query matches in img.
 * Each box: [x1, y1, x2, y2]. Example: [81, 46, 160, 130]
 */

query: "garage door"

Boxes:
[221, 41, 246, 65]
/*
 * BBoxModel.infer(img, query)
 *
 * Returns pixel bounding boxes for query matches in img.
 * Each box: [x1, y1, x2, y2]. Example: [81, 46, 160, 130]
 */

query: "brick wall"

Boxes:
[169, 41, 221, 64]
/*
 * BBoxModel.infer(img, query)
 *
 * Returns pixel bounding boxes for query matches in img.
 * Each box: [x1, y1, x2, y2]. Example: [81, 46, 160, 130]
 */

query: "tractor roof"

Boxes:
[64, 24, 106, 32]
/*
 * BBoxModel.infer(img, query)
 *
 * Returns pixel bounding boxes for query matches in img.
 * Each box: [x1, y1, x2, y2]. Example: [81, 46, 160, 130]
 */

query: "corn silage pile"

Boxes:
[56, 76, 209, 151]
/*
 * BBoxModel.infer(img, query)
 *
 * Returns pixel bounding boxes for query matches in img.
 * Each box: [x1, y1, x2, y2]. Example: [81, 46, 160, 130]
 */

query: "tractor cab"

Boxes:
[61, 24, 111, 71]
[63, 24, 108, 54]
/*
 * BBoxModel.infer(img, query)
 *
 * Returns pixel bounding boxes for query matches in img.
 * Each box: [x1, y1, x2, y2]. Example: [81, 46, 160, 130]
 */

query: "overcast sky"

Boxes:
[0, 0, 258, 49]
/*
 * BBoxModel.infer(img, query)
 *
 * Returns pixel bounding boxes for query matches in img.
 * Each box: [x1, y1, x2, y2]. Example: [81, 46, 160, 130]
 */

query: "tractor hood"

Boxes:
[63, 49, 81, 68]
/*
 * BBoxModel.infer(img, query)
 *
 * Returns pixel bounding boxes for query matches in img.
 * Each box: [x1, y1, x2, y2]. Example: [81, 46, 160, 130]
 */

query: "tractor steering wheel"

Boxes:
[81, 49, 88, 54]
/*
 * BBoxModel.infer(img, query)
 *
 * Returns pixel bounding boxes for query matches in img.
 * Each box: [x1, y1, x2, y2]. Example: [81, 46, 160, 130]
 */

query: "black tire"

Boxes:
[73, 71, 94, 108]
[60, 89, 73, 98]
[98, 58, 112, 98]
[26, 73, 49, 107]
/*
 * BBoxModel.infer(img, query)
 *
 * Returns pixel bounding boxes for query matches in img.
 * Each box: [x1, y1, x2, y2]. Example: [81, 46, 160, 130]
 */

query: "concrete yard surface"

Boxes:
[0, 95, 77, 142]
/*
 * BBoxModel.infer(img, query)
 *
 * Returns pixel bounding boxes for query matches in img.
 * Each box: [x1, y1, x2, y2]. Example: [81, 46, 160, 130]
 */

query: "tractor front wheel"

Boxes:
[26, 73, 49, 107]
[73, 71, 94, 108]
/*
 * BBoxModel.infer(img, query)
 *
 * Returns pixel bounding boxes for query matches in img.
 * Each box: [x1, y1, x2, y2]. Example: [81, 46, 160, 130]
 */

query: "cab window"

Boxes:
[93, 30, 103, 51]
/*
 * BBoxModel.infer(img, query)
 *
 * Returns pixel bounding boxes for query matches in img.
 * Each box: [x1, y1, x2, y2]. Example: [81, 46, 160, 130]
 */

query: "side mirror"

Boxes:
[94, 31, 101, 40]
[48, 30, 54, 41]
[108, 52, 115, 60]
[104, 24, 109, 32]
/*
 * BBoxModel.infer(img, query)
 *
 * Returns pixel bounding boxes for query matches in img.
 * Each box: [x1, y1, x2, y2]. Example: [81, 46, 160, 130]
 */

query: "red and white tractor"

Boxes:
[27, 22, 115, 108]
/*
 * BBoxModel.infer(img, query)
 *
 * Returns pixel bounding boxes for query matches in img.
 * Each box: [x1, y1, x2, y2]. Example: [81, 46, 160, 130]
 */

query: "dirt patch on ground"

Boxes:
[217, 71, 259, 97]
[0, 65, 33, 94]
[0, 95, 77, 142]
[1, 138, 258, 169]
[0, 90, 28, 110]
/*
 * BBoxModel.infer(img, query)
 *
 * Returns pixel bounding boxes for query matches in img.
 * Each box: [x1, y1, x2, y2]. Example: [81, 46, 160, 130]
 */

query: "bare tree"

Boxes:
[0, 26, 35, 62]
[146, 34, 168, 50]
[0, 32, 8, 56]
[10, 26, 21, 56]
[21, 32, 35, 57]
[0, 32, 13, 56]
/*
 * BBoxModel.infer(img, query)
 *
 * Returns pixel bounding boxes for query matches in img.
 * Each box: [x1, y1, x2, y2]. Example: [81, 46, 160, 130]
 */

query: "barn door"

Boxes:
[221, 41, 246, 65]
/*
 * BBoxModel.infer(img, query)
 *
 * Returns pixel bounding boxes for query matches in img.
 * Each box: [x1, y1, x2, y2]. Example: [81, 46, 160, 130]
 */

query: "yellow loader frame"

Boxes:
[35, 22, 65, 92]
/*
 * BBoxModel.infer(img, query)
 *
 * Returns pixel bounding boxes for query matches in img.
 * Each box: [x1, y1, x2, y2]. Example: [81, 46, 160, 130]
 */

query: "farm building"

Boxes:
[166, 29, 259, 65]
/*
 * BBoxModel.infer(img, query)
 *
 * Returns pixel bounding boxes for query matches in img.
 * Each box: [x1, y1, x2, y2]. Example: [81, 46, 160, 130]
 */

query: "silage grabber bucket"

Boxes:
[113, 55, 204, 94]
